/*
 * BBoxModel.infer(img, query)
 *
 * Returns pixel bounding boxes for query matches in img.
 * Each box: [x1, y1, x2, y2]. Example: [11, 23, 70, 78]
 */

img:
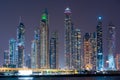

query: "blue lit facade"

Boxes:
[49, 32, 58, 69]
[96, 17, 104, 71]
[3, 50, 10, 67]
[9, 38, 17, 67]
[64, 7, 74, 69]
[31, 40, 38, 68]
[31, 28, 40, 68]
[108, 23, 116, 70]
[17, 22, 25, 68]
[40, 9, 49, 68]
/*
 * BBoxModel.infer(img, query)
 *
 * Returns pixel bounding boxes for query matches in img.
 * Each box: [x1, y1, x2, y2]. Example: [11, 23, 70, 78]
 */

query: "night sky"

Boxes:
[0, 0, 120, 68]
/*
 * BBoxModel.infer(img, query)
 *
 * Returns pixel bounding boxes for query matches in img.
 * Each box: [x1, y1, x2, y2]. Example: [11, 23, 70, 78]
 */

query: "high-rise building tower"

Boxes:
[3, 50, 10, 67]
[40, 9, 49, 68]
[31, 40, 38, 68]
[9, 38, 17, 67]
[64, 7, 74, 69]
[83, 33, 93, 70]
[31, 28, 40, 68]
[116, 54, 120, 70]
[96, 17, 104, 71]
[108, 23, 116, 70]
[91, 32, 97, 71]
[17, 21, 25, 68]
[49, 32, 58, 69]
[73, 29, 82, 70]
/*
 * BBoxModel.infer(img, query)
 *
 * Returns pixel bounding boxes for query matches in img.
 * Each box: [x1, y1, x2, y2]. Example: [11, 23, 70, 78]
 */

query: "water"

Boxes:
[0, 76, 120, 80]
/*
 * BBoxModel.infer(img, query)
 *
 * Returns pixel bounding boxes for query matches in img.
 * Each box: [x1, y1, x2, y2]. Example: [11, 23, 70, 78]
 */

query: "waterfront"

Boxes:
[1, 76, 120, 80]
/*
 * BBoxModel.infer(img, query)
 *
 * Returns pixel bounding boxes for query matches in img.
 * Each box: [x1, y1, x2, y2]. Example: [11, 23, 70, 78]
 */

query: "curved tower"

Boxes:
[108, 23, 116, 70]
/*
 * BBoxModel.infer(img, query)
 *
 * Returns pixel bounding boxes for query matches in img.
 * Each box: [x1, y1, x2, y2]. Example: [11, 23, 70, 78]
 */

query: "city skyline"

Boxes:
[0, 0, 120, 68]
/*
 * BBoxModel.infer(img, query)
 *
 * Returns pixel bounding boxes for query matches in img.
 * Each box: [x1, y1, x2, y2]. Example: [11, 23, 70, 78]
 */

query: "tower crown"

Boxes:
[41, 9, 48, 20]
[64, 7, 71, 14]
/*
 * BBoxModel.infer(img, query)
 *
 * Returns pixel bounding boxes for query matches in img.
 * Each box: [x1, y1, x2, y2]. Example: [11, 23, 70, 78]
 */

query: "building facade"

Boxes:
[3, 50, 10, 67]
[17, 22, 25, 68]
[49, 32, 58, 69]
[83, 33, 93, 70]
[64, 7, 74, 69]
[96, 17, 104, 71]
[116, 54, 120, 70]
[108, 23, 116, 70]
[9, 38, 17, 67]
[40, 9, 49, 68]
[73, 29, 82, 70]
[31, 28, 40, 68]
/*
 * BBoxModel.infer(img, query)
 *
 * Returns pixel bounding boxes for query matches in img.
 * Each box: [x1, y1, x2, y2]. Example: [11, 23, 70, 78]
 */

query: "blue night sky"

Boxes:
[0, 0, 120, 68]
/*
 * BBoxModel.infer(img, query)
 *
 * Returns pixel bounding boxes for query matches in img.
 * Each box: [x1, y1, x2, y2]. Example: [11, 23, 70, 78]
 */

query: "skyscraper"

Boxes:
[3, 50, 10, 67]
[116, 54, 120, 70]
[31, 40, 38, 68]
[91, 32, 97, 71]
[49, 32, 58, 69]
[31, 28, 40, 68]
[73, 29, 82, 70]
[108, 23, 116, 70]
[64, 7, 74, 69]
[17, 22, 25, 68]
[96, 17, 104, 71]
[83, 33, 93, 70]
[9, 38, 17, 67]
[40, 9, 49, 68]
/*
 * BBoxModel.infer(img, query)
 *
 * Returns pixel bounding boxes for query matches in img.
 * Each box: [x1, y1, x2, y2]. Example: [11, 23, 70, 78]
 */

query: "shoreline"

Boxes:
[0, 73, 120, 77]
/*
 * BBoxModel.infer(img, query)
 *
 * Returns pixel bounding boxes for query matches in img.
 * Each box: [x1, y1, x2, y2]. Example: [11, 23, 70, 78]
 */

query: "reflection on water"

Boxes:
[0, 76, 120, 80]
[18, 77, 33, 80]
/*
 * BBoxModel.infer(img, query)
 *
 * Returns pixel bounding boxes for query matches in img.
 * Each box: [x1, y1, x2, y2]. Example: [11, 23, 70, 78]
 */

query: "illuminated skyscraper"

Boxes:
[83, 33, 93, 70]
[49, 32, 58, 69]
[40, 9, 49, 68]
[96, 17, 103, 71]
[73, 29, 82, 70]
[17, 21, 25, 68]
[108, 23, 116, 70]
[64, 7, 74, 69]
[116, 54, 120, 70]
[31, 28, 40, 68]
[9, 38, 17, 67]
[31, 40, 38, 68]
[3, 50, 10, 67]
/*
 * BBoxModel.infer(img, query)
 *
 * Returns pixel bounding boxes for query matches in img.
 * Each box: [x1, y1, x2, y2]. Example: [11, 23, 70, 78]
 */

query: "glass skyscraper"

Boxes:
[49, 32, 58, 69]
[17, 22, 25, 68]
[64, 7, 74, 69]
[108, 23, 116, 70]
[96, 17, 103, 71]
[73, 29, 82, 70]
[83, 33, 93, 70]
[40, 9, 49, 68]
[31, 28, 40, 68]
[3, 50, 10, 67]
[9, 38, 17, 67]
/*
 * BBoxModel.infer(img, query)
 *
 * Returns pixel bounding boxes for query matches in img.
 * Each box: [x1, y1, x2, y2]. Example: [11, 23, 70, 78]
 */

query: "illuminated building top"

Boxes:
[64, 7, 71, 14]
[41, 9, 48, 21]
